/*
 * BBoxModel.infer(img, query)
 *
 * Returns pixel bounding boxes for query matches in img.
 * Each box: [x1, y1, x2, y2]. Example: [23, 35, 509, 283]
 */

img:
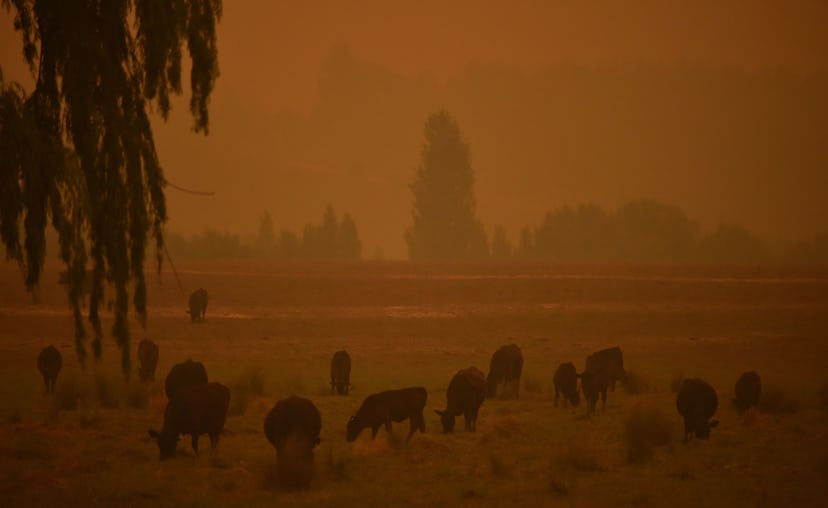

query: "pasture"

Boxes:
[1, 261, 827, 507]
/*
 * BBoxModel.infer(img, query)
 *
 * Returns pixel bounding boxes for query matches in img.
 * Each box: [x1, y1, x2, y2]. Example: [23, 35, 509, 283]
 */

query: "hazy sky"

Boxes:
[2, 1, 827, 258]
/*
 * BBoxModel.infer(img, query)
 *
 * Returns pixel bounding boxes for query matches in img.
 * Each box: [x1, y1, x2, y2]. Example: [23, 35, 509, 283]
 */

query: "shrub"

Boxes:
[624, 404, 673, 462]
[759, 387, 799, 415]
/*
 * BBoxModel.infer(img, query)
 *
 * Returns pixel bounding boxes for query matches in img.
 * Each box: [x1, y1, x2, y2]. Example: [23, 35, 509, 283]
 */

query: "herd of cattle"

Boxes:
[35, 337, 764, 488]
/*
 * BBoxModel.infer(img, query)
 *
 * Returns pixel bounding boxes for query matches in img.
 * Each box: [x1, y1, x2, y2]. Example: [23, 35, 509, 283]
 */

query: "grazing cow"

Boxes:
[733, 371, 761, 412]
[347, 387, 427, 442]
[37, 345, 62, 394]
[164, 359, 208, 399]
[553, 362, 580, 408]
[330, 350, 351, 395]
[435, 367, 487, 432]
[187, 288, 209, 322]
[585, 347, 626, 391]
[486, 344, 523, 399]
[148, 382, 230, 459]
[580, 369, 609, 414]
[264, 397, 322, 489]
[676, 378, 719, 441]
[137, 339, 159, 382]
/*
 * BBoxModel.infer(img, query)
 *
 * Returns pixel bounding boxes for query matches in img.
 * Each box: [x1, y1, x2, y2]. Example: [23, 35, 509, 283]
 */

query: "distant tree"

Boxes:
[612, 200, 699, 262]
[258, 212, 275, 254]
[277, 229, 300, 259]
[518, 226, 534, 260]
[338, 213, 362, 260]
[698, 223, 765, 263]
[0, 1, 222, 375]
[491, 226, 512, 260]
[405, 110, 487, 260]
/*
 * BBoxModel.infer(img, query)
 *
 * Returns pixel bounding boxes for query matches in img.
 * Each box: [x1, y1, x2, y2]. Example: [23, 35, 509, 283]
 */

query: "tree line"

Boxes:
[167, 205, 361, 260]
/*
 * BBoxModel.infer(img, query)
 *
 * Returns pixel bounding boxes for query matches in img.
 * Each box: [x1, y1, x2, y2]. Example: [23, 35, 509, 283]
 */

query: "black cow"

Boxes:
[585, 347, 626, 391]
[553, 362, 580, 408]
[37, 345, 62, 394]
[435, 367, 487, 432]
[733, 371, 761, 412]
[580, 369, 609, 414]
[148, 382, 230, 459]
[330, 350, 351, 395]
[137, 339, 159, 382]
[187, 288, 209, 322]
[264, 397, 322, 489]
[676, 378, 719, 441]
[347, 387, 427, 442]
[486, 344, 523, 399]
[165, 359, 208, 399]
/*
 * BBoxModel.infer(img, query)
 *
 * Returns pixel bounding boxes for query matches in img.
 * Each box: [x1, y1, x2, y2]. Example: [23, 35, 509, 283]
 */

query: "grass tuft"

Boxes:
[624, 404, 673, 462]
[759, 386, 799, 415]
[553, 438, 606, 473]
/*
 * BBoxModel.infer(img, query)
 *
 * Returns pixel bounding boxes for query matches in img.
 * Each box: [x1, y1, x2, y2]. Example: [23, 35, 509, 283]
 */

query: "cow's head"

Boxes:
[566, 386, 580, 407]
[346, 416, 361, 442]
[148, 428, 179, 460]
[434, 409, 456, 433]
[695, 419, 719, 439]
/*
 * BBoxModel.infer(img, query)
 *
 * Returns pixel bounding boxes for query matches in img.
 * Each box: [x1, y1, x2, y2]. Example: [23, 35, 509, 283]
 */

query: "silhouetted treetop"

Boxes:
[0, 0, 222, 375]
[406, 110, 487, 260]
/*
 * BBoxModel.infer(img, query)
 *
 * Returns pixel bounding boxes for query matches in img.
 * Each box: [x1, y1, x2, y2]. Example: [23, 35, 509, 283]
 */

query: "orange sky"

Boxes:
[2, 1, 827, 257]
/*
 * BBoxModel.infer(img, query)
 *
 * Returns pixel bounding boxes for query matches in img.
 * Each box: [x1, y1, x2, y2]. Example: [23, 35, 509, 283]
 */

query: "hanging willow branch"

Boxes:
[0, 0, 222, 377]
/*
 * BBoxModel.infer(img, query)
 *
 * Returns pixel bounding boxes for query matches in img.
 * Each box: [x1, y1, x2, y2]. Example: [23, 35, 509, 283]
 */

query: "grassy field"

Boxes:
[1, 260, 827, 507]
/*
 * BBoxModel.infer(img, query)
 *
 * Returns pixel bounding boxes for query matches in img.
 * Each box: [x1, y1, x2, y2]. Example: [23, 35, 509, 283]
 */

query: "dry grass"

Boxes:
[624, 403, 673, 462]
[758, 386, 799, 415]
[0, 261, 827, 507]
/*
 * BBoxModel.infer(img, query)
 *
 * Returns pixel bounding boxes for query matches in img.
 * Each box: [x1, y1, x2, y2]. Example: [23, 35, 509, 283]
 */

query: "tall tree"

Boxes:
[405, 110, 487, 260]
[0, 1, 222, 376]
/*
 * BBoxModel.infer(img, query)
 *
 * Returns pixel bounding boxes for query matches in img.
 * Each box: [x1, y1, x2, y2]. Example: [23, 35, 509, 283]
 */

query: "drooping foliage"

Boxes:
[0, 0, 222, 376]
[406, 110, 487, 260]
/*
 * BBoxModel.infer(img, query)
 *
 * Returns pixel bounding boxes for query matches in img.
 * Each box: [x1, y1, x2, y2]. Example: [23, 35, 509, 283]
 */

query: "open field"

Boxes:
[1, 261, 827, 507]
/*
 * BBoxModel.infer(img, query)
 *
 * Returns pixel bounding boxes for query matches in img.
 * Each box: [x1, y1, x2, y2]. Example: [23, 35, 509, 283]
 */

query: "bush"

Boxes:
[624, 404, 673, 462]
[759, 387, 799, 415]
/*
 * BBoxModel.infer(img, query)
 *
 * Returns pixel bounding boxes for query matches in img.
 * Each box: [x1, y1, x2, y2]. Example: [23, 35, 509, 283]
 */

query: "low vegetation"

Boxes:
[624, 404, 673, 462]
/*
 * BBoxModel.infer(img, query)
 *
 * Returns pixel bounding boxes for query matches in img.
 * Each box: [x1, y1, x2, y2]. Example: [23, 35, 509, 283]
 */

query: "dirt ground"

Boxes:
[1, 260, 827, 507]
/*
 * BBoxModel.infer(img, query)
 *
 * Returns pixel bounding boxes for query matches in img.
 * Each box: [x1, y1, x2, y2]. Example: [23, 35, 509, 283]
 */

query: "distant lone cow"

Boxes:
[733, 371, 761, 412]
[330, 350, 351, 395]
[553, 362, 580, 408]
[487, 344, 523, 399]
[435, 367, 487, 432]
[137, 339, 159, 382]
[585, 347, 626, 391]
[347, 387, 427, 442]
[264, 397, 322, 489]
[165, 359, 208, 399]
[676, 378, 719, 441]
[148, 382, 230, 459]
[187, 288, 209, 322]
[37, 345, 62, 394]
